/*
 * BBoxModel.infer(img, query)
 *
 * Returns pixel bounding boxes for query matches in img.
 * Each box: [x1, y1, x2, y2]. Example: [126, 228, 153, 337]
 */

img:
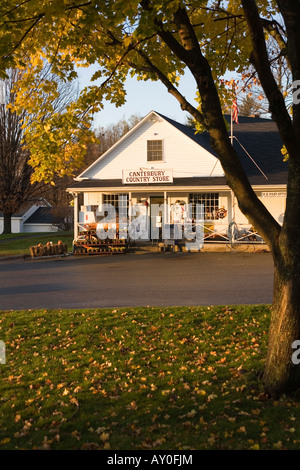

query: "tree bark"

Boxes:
[2, 212, 12, 234]
[240, 0, 300, 397]
[263, 250, 300, 398]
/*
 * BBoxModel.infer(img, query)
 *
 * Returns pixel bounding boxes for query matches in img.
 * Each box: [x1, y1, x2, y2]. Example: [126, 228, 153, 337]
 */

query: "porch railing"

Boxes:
[75, 221, 265, 245]
[198, 221, 264, 244]
[177, 221, 265, 245]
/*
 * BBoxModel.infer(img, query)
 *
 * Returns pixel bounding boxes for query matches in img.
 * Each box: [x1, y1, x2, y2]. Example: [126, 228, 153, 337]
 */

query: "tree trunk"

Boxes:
[262, 250, 300, 398]
[2, 213, 12, 234]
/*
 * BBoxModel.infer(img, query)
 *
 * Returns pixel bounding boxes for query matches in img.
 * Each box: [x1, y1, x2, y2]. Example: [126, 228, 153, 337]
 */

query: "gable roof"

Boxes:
[0, 199, 51, 219]
[76, 110, 166, 180]
[156, 112, 287, 185]
[23, 207, 60, 225]
[155, 111, 215, 153]
[71, 110, 287, 189]
[226, 115, 287, 185]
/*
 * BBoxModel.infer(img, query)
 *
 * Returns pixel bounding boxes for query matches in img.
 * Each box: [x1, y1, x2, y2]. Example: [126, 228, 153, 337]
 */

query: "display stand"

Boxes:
[73, 225, 128, 255]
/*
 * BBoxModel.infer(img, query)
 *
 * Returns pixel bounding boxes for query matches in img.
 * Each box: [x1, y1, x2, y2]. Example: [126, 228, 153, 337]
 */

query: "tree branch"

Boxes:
[1, 14, 44, 63]
[135, 48, 205, 126]
[276, 0, 300, 127]
[1, 0, 33, 18]
[152, 4, 281, 249]
[241, 0, 297, 158]
[261, 17, 290, 68]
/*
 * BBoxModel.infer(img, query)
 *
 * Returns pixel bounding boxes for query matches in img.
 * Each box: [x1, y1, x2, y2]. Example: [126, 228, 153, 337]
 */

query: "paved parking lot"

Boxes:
[0, 251, 274, 310]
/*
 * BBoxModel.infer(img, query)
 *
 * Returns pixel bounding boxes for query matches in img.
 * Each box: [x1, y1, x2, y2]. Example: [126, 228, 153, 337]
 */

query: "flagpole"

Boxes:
[231, 82, 235, 146]
[231, 83, 239, 145]
[230, 104, 233, 146]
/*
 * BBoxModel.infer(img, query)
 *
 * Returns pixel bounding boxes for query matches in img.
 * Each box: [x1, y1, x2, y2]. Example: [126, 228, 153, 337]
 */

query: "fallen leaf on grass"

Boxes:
[100, 432, 110, 442]
[0, 438, 10, 445]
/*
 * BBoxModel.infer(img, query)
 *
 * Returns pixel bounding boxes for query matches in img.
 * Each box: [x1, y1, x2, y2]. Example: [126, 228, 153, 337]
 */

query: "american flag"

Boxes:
[232, 98, 239, 124]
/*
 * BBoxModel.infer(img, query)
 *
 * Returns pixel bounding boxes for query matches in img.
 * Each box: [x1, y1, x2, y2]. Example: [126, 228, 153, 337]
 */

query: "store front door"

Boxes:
[150, 196, 164, 241]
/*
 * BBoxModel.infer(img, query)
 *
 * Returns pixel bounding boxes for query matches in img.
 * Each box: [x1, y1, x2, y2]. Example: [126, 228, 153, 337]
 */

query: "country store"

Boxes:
[67, 110, 287, 254]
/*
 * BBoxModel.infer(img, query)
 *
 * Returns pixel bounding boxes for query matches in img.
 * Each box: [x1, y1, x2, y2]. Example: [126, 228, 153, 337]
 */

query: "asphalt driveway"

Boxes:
[0, 251, 274, 310]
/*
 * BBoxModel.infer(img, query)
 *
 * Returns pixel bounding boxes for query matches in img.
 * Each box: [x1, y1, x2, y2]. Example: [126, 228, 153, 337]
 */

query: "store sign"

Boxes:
[122, 169, 173, 184]
[262, 192, 286, 198]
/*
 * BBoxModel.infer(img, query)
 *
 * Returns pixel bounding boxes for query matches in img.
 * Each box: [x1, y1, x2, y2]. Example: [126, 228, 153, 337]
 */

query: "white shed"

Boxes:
[0, 201, 59, 234]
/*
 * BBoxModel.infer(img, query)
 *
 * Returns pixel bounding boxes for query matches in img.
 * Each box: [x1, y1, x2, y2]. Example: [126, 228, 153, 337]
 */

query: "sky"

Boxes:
[76, 66, 199, 130]
[76, 64, 242, 131]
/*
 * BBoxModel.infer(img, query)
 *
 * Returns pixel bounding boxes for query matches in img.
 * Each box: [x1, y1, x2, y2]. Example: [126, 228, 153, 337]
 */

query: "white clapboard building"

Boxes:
[0, 200, 59, 234]
[67, 110, 287, 246]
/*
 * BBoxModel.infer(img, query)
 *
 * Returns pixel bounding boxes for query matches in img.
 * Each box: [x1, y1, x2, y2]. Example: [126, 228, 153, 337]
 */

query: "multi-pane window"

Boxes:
[102, 194, 128, 238]
[118, 194, 128, 212]
[103, 193, 119, 209]
[147, 140, 163, 161]
[103, 194, 128, 213]
[189, 193, 219, 220]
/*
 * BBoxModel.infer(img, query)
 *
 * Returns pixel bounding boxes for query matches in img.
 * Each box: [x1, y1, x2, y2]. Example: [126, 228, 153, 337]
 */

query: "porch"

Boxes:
[70, 188, 269, 254]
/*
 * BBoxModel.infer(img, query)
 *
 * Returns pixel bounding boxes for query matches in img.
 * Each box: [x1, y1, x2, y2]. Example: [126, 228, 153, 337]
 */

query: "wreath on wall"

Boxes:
[217, 208, 227, 219]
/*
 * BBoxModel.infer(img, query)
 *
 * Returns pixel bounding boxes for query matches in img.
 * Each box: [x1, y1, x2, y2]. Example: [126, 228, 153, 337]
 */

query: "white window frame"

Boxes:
[147, 139, 164, 162]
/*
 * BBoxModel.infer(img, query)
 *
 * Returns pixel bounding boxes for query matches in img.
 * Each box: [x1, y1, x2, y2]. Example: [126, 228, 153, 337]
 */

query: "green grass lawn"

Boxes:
[0, 232, 74, 256]
[0, 305, 300, 450]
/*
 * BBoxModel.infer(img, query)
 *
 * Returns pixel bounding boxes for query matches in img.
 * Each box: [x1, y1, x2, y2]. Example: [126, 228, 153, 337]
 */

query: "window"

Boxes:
[189, 193, 219, 220]
[103, 194, 128, 213]
[103, 193, 118, 209]
[102, 194, 128, 238]
[147, 140, 163, 161]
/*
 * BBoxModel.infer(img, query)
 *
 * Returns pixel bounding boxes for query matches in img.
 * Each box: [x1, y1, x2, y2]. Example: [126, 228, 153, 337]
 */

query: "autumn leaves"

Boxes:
[2, 304, 294, 450]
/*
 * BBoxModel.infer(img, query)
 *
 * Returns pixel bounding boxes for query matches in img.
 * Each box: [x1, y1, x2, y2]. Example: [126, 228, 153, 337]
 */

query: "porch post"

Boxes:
[164, 191, 167, 223]
[230, 190, 236, 223]
[128, 191, 132, 236]
[73, 192, 79, 240]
